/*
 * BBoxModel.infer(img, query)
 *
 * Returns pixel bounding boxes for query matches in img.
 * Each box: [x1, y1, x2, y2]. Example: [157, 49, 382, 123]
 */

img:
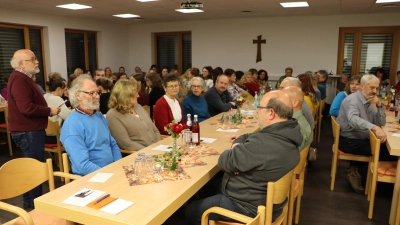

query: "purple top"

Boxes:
[1, 87, 7, 100]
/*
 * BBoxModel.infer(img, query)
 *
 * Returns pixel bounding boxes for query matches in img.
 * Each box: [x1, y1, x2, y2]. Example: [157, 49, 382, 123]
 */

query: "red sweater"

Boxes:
[7, 71, 50, 133]
[244, 81, 260, 96]
[153, 96, 185, 135]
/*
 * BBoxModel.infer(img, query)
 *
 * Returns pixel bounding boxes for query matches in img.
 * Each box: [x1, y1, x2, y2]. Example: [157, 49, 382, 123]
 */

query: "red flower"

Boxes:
[171, 124, 183, 135]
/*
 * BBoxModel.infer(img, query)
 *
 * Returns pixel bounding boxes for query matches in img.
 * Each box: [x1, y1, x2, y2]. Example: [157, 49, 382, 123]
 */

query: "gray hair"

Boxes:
[361, 74, 379, 84]
[283, 77, 302, 88]
[68, 75, 94, 108]
[266, 97, 293, 119]
[10, 55, 23, 69]
[318, 70, 328, 79]
[189, 77, 205, 88]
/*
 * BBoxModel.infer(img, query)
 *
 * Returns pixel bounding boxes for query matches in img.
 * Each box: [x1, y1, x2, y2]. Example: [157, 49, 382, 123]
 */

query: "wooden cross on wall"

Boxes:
[253, 35, 266, 63]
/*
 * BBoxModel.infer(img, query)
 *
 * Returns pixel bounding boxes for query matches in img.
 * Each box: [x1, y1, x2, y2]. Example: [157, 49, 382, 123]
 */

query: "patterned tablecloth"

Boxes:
[123, 145, 219, 186]
[386, 121, 400, 133]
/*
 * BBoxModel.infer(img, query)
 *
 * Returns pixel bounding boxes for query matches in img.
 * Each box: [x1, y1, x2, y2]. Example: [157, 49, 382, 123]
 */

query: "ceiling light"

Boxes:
[136, 0, 158, 2]
[280, 2, 309, 8]
[376, 0, 400, 3]
[113, 14, 140, 18]
[56, 4, 92, 10]
[175, 0, 204, 13]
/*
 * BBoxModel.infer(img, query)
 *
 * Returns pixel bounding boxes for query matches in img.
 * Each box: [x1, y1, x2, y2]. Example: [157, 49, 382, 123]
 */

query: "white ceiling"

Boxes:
[0, 0, 399, 25]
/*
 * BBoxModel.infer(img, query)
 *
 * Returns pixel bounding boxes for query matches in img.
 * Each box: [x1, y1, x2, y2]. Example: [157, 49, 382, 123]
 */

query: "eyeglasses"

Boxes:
[191, 85, 202, 89]
[167, 85, 179, 89]
[78, 90, 102, 97]
[22, 57, 38, 63]
[257, 105, 271, 110]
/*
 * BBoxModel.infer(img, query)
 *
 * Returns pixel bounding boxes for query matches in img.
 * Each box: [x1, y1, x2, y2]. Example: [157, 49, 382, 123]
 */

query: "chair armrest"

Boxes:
[201, 207, 253, 225]
[0, 201, 33, 225]
[53, 171, 81, 180]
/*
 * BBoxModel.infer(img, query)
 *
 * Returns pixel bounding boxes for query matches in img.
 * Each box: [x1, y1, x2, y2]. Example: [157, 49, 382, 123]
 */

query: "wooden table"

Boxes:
[382, 111, 400, 225]
[34, 112, 260, 225]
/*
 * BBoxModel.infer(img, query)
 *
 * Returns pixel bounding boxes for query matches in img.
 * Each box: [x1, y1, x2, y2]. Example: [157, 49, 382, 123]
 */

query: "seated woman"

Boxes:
[153, 74, 185, 135]
[96, 78, 113, 114]
[330, 75, 361, 117]
[257, 69, 269, 91]
[375, 67, 390, 87]
[132, 73, 149, 106]
[225, 68, 247, 98]
[202, 66, 214, 92]
[297, 73, 318, 113]
[107, 79, 161, 151]
[243, 71, 260, 96]
[182, 77, 210, 122]
[235, 71, 248, 92]
[146, 72, 165, 119]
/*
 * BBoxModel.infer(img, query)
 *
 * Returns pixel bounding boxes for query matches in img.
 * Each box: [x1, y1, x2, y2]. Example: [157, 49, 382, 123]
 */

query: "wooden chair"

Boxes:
[312, 102, 319, 145]
[330, 116, 370, 191]
[143, 105, 150, 116]
[161, 135, 169, 140]
[366, 130, 396, 219]
[120, 149, 137, 154]
[0, 158, 80, 225]
[317, 99, 325, 143]
[286, 145, 310, 225]
[202, 169, 294, 225]
[44, 119, 64, 174]
[0, 107, 13, 156]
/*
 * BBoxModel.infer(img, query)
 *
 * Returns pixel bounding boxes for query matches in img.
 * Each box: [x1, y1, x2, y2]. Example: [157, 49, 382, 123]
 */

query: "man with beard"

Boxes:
[61, 75, 121, 176]
[8, 49, 61, 209]
[337, 74, 396, 193]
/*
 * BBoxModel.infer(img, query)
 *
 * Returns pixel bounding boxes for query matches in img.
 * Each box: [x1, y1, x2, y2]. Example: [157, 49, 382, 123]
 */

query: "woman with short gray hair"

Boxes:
[182, 77, 210, 122]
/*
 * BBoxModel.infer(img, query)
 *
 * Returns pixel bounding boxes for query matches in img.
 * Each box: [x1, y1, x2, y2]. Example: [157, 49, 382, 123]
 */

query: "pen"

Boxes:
[94, 194, 110, 204]
[58, 99, 67, 107]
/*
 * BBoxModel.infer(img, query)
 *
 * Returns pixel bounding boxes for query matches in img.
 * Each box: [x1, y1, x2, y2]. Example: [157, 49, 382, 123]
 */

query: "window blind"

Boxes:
[65, 32, 85, 76]
[157, 35, 178, 72]
[360, 33, 393, 76]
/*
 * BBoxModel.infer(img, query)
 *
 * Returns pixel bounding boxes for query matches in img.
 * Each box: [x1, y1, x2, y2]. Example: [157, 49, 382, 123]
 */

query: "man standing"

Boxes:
[275, 67, 293, 89]
[93, 69, 105, 80]
[282, 86, 312, 151]
[61, 75, 122, 176]
[204, 74, 234, 116]
[278, 77, 314, 130]
[186, 90, 302, 225]
[8, 49, 60, 209]
[317, 70, 328, 100]
[337, 75, 396, 193]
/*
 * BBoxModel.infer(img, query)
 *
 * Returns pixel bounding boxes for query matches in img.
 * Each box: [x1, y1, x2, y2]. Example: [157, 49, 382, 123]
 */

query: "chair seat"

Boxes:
[370, 161, 397, 176]
[45, 143, 62, 148]
[0, 123, 6, 129]
[338, 149, 359, 156]
[13, 209, 66, 225]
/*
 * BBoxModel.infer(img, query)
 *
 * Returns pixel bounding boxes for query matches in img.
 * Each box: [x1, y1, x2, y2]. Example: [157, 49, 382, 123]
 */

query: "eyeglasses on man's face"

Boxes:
[79, 90, 102, 97]
[22, 57, 38, 63]
[257, 105, 271, 111]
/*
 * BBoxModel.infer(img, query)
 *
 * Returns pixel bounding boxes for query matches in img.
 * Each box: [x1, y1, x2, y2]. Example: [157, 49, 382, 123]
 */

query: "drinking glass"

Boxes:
[134, 157, 142, 178]
[145, 154, 153, 172]
[188, 142, 196, 153]
[228, 115, 233, 128]
[154, 161, 162, 174]
[222, 114, 230, 129]
[245, 100, 250, 110]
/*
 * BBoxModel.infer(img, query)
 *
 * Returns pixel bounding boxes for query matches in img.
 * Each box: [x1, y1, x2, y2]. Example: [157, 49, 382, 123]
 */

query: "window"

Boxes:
[154, 32, 192, 75]
[337, 27, 400, 84]
[65, 29, 98, 76]
[0, 24, 45, 90]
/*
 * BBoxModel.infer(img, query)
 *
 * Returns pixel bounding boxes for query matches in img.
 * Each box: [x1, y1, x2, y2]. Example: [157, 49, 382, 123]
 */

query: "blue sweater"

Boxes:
[182, 93, 211, 122]
[60, 111, 122, 176]
[329, 92, 347, 117]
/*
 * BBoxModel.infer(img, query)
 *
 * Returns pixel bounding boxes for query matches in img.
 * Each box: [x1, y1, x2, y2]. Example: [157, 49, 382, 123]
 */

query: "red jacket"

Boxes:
[244, 81, 260, 96]
[7, 71, 50, 133]
[153, 96, 185, 135]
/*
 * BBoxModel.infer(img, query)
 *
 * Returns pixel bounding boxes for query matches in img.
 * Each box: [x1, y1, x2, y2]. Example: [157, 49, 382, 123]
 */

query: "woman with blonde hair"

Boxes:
[107, 79, 160, 151]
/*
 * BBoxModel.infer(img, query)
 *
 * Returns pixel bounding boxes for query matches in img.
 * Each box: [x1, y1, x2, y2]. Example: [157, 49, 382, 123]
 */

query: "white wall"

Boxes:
[0, 8, 130, 79]
[128, 13, 400, 81]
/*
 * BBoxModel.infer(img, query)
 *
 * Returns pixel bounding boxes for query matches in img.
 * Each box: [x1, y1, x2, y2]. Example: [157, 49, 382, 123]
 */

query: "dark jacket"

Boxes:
[203, 87, 233, 117]
[218, 119, 302, 219]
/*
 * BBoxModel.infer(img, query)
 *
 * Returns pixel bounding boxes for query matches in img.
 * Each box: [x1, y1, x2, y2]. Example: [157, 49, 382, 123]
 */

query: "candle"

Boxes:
[189, 146, 194, 153]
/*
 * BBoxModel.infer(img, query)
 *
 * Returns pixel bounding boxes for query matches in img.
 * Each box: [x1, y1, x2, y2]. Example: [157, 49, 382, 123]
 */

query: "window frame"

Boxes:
[337, 26, 400, 84]
[153, 31, 191, 75]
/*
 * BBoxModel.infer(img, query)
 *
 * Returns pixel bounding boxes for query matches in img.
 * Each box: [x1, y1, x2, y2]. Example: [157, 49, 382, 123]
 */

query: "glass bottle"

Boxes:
[191, 115, 200, 145]
[186, 114, 192, 131]
[254, 92, 259, 108]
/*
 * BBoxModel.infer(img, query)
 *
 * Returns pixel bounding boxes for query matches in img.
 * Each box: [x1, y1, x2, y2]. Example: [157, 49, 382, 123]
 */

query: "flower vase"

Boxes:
[170, 137, 178, 171]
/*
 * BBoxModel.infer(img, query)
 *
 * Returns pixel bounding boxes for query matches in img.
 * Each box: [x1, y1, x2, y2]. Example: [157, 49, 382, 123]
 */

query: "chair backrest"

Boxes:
[45, 119, 61, 136]
[265, 169, 294, 225]
[318, 99, 325, 116]
[143, 105, 150, 116]
[369, 130, 381, 164]
[331, 116, 339, 148]
[0, 158, 55, 200]
[294, 146, 311, 175]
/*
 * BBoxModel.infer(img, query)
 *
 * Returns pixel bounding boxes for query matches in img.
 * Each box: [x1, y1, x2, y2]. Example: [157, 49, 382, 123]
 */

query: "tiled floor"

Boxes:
[0, 117, 395, 224]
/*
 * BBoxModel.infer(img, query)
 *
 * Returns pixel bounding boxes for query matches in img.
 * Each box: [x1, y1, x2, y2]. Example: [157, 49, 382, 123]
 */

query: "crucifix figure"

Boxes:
[253, 35, 266, 63]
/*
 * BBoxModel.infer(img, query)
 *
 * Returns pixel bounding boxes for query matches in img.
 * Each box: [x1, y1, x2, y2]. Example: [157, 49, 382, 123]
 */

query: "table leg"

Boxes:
[389, 156, 400, 225]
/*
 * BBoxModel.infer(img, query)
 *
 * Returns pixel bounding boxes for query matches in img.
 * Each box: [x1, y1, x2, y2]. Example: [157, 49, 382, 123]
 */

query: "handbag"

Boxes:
[308, 146, 318, 162]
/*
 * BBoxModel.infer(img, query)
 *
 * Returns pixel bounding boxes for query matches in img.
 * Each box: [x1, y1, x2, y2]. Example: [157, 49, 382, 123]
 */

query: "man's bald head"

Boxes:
[282, 86, 304, 111]
[10, 49, 39, 74]
[258, 90, 293, 128]
[280, 77, 302, 89]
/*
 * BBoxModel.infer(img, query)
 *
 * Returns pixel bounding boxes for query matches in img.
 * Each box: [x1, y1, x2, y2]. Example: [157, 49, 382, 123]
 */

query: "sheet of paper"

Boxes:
[62, 188, 105, 207]
[241, 109, 256, 114]
[88, 173, 113, 183]
[200, 137, 217, 143]
[100, 198, 134, 215]
[152, 145, 173, 151]
[392, 133, 400, 137]
[216, 128, 239, 133]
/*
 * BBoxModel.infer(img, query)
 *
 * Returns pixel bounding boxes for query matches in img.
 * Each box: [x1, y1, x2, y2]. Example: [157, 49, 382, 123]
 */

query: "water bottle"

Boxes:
[260, 88, 265, 97]
[382, 85, 386, 99]
[253, 92, 259, 108]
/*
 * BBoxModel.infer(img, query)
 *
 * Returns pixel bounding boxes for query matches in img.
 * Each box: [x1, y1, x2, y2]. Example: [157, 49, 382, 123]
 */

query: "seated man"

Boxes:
[337, 74, 396, 193]
[317, 69, 328, 100]
[204, 74, 234, 116]
[283, 86, 312, 151]
[61, 75, 122, 176]
[185, 90, 302, 225]
[279, 77, 314, 130]
[275, 67, 293, 89]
